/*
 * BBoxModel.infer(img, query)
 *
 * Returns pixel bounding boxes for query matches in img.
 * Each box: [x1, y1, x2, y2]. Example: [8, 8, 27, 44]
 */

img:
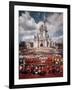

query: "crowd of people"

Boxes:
[19, 54, 63, 78]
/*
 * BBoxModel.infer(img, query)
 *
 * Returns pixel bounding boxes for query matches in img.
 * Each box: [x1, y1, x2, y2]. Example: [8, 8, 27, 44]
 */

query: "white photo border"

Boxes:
[14, 5, 68, 85]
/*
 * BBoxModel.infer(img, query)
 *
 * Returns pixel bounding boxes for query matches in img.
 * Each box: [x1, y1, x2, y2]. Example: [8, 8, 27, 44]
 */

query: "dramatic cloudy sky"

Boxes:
[19, 11, 63, 43]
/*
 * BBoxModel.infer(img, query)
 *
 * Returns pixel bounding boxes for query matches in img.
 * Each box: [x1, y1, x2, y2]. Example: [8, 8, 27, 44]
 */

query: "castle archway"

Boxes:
[40, 43, 43, 47]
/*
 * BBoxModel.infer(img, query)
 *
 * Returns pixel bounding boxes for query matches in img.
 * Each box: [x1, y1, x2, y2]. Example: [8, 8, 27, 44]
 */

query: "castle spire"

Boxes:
[44, 13, 46, 23]
[43, 13, 47, 24]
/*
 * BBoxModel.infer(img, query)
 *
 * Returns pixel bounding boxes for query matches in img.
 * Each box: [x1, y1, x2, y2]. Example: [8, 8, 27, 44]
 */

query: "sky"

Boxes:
[19, 11, 63, 43]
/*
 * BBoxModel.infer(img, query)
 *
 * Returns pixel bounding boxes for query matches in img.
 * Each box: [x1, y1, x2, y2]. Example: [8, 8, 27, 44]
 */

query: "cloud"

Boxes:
[45, 13, 63, 41]
[47, 13, 63, 26]
[52, 35, 63, 43]
[19, 12, 37, 42]
[21, 35, 34, 42]
[19, 12, 37, 30]
[19, 30, 37, 42]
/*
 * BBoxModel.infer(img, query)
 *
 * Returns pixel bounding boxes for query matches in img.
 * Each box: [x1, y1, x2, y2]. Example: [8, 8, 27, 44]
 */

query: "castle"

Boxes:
[34, 22, 51, 48]
[26, 21, 56, 49]
[34, 23, 55, 48]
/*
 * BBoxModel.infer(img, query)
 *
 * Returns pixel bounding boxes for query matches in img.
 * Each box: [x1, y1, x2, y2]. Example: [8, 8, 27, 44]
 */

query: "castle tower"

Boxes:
[34, 13, 51, 48]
